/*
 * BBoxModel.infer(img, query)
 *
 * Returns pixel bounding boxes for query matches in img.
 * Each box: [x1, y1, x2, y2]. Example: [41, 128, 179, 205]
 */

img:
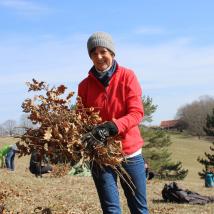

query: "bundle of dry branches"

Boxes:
[16, 79, 124, 170]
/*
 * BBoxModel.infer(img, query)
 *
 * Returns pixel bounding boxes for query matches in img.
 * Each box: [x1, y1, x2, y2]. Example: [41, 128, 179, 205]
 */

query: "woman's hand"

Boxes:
[81, 122, 118, 147]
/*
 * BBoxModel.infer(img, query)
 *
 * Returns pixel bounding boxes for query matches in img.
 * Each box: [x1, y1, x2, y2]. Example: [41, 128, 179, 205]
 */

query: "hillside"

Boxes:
[169, 133, 213, 184]
[0, 136, 214, 214]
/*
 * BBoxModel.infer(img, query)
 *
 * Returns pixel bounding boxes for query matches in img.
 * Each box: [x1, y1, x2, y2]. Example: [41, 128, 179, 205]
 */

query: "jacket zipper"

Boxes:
[104, 87, 109, 120]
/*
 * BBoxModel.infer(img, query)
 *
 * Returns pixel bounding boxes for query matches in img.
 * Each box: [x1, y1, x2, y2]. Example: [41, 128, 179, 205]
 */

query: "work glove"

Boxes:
[82, 121, 118, 147]
[91, 121, 118, 142]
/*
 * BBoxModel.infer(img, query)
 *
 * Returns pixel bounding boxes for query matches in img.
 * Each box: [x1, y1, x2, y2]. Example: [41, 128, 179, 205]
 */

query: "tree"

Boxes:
[18, 114, 35, 135]
[2, 120, 17, 136]
[142, 95, 158, 123]
[197, 109, 214, 178]
[176, 95, 214, 138]
[0, 125, 6, 136]
[142, 129, 188, 180]
[142, 96, 188, 180]
[20, 114, 34, 129]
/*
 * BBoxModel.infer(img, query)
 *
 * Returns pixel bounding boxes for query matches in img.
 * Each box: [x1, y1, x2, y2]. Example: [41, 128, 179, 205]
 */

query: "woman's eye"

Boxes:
[101, 51, 107, 55]
[91, 52, 98, 57]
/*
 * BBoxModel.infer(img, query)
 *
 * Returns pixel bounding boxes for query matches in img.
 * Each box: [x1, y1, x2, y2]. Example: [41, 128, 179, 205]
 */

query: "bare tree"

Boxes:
[2, 120, 17, 136]
[18, 114, 34, 135]
[176, 95, 214, 138]
[0, 125, 6, 136]
[20, 114, 34, 128]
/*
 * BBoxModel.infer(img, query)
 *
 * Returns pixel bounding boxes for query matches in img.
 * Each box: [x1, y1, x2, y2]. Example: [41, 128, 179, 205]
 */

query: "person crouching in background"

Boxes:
[29, 150, 52, 177]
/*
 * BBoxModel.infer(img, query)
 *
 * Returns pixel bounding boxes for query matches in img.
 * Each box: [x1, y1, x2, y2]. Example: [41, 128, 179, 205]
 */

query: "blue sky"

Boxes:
[0, 0, 213, 126]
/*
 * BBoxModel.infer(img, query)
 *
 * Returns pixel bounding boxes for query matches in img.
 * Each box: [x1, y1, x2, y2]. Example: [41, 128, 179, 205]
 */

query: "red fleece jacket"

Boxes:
[78, 64, 144, 155]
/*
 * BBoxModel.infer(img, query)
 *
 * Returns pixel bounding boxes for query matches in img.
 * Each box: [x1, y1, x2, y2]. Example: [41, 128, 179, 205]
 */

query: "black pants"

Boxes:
[29, 165, 52, 177]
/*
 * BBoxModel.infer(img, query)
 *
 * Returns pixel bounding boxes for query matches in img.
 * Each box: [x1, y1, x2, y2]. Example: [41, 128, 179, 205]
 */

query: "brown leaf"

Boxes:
[57, 85, 67, 94]
[44, 127, 52, 141]
[66, 91, 75, 100]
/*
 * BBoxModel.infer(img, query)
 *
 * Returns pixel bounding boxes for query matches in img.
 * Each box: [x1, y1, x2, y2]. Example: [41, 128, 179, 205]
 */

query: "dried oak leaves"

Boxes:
[17, 79, 124, 170]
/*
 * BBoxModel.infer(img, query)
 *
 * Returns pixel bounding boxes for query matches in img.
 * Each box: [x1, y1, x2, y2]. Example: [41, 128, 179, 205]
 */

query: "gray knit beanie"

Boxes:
[87, 32, 115, 56]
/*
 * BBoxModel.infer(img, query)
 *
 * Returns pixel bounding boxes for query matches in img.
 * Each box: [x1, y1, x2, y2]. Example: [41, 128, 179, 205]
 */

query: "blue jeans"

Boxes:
[5, 148, 16, 171]
[91, 154, 149, 214]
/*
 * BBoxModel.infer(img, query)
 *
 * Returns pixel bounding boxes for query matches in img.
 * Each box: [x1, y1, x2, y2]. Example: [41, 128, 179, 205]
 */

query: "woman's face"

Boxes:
[90, 47, 114, 72]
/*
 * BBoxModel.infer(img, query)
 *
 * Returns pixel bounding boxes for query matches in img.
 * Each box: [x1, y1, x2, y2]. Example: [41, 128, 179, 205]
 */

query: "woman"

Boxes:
[78, 32, 149, 214]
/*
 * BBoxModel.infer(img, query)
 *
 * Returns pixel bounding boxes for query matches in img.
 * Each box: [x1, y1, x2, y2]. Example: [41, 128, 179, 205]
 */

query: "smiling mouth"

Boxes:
[97, 64, 107, 68]
[97, 61, 105, 64]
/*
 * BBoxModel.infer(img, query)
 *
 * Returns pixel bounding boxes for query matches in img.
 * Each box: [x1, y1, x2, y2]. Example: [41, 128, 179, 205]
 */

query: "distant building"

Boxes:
[160, 120, 181, 130]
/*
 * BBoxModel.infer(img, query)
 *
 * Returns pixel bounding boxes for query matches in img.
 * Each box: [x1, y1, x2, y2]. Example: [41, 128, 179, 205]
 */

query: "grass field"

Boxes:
[168, 133, 213, 184]
[0, 135, 214, 214]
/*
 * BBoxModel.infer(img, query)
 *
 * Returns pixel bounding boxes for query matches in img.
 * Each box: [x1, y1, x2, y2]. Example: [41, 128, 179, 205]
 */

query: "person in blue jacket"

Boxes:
[5, 144, 19, 171]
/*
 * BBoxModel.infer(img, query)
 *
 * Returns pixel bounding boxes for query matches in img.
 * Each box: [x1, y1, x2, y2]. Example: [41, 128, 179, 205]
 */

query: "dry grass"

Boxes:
[0, 135, 214, 214]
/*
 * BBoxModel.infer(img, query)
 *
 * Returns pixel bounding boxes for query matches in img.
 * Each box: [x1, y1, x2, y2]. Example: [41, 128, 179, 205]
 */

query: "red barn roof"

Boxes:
[160, 120, 180, 129]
